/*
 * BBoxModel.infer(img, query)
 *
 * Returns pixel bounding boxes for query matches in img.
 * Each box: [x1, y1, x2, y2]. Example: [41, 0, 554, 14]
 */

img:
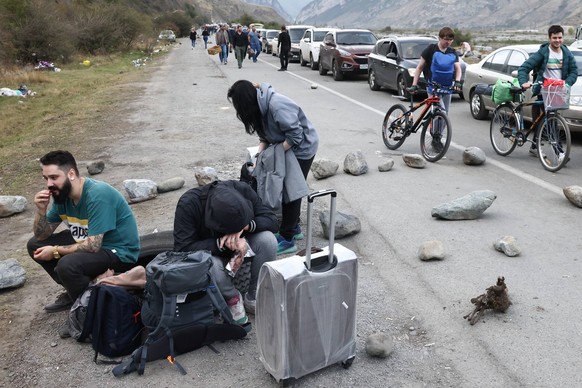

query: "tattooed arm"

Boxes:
[61, 234, 104, 255]
[33, 189, 59, 240]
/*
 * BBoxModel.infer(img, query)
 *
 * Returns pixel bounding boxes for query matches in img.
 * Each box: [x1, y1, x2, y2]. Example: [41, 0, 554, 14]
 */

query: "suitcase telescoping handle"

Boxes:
[305, 189, 336, 270]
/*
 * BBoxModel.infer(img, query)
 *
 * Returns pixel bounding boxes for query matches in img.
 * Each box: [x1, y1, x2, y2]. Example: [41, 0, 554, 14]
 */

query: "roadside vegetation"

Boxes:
[0, 51, 164, 197]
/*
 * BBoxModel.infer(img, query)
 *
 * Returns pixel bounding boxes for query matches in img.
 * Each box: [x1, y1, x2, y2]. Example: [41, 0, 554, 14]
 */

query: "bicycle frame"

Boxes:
[403, 95, 442, 133]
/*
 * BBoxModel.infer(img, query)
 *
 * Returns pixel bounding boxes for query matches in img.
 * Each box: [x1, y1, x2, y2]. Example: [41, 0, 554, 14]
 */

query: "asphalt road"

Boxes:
[20, 40, 577, 387]
[222, 44, 582, 386]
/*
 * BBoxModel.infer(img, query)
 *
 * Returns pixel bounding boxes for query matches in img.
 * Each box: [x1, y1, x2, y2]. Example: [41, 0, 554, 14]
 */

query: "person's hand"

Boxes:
[454, 80, 463, 92]
[407, 85, 419, 94]
[521, 82, 532, 90]
[33, 245, 55, 261]
[34, 189, 52, 213]
[219, 230, 244, 251]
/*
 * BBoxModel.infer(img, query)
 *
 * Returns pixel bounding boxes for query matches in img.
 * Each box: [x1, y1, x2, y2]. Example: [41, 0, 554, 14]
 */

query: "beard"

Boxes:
[49, 178, 72, 204]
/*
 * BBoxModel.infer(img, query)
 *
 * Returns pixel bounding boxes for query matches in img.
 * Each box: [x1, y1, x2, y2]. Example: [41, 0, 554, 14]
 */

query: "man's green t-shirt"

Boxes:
[46, 178, 139, 263]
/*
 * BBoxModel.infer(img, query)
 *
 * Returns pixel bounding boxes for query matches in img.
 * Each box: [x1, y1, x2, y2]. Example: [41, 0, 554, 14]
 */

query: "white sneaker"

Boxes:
[558, 152, 566, 165]
[243, 293, 256, 315]
[227, 292, 248, 324]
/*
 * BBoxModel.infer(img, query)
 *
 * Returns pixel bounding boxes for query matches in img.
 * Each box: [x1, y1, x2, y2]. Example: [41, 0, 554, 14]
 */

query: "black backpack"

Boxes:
[78, 284, 144, 361]
[112, 250, 250, 377]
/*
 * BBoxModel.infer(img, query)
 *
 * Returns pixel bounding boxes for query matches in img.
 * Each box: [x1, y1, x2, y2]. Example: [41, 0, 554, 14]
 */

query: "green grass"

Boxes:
[0, 51, 163, 197]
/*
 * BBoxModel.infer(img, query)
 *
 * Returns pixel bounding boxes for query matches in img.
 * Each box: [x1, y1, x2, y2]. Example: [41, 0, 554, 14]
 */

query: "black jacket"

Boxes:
[278, 31, 291, 50]
[232, 31, 248, 48]
[173, 180, 278, 258]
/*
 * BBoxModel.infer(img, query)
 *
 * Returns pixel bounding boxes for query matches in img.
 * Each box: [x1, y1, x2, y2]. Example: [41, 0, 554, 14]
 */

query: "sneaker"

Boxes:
[227, 292, 248, 324]
[44, 292, 73, 313]
[243, 293, 256, 315]
[275, 225, 304, 241]
[431, 138, 444, 153]
[291, 224, 304, 240]
[278, 68, 285, 71]
[276, 234, 297, 255]
[529, 147, 538, 157]
[58, 320, 71, 339]
[558, 152, 566, 165]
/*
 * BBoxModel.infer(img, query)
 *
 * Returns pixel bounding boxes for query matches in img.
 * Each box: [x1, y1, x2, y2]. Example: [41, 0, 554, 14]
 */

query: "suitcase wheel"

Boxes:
[341, 356, 355, 369]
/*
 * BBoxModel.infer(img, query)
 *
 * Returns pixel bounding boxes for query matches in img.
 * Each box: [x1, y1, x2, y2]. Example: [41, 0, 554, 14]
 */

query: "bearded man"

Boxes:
[27, 150, 139, 317]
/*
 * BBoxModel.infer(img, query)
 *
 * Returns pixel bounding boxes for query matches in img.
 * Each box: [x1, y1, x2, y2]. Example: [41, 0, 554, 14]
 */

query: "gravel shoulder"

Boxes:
[0, 41, 464, 387]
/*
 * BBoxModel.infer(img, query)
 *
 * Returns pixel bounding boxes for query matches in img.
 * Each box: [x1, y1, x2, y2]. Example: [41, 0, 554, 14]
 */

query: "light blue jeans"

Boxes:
[219, 44, 229, 63]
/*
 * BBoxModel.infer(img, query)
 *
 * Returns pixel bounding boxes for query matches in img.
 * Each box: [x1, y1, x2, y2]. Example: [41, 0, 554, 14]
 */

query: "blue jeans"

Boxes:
[191, 39, 196, 48]
[219, 44, 228, 63]
[251, 42, 261, 62]
[203, 36, 208, 48]
[209, 231, 277, 300]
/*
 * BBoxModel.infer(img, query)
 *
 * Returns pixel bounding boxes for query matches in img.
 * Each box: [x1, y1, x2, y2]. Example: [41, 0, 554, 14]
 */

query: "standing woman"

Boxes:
[227, 80, 319, 255]
[202, 25, 210, 49]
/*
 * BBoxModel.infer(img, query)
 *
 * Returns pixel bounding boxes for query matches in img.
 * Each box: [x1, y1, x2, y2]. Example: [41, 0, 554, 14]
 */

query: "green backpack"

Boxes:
[491, 78, 521, 104]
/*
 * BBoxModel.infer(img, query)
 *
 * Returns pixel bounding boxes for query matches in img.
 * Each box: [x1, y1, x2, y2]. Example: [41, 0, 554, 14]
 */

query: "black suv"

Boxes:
[368, 36, 439, 98]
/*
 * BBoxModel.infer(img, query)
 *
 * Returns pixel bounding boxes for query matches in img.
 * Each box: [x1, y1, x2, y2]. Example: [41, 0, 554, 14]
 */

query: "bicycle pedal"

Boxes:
[393, 136, 403, 141]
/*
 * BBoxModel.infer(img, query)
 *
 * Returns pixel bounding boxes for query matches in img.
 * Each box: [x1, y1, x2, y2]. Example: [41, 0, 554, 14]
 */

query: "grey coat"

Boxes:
[253, 143, 308, 211]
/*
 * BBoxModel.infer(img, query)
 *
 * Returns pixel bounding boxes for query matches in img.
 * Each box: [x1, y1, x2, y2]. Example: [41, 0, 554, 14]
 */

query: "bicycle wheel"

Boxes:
[537, 114, 570, 172]
[420, 110, 451, 162]
[382, 104, 409, 150]
[490, 104, 518, 156]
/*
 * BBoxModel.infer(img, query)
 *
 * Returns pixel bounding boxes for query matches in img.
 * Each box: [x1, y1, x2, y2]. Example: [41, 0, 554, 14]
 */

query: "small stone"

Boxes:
[319, 210, 361, 239]
[50, 342, 57, 347]
[402, 154, 426, 169]
[195, 167, 218, 186]
[378, 158, 395, 172]
[563, 185, 582, 208]
[311, 84, 318, 89]
[86, 160, 105, 175]
[365, 332, 393, 358]
[156, 177, 185, 193]
[418, 240, 446, 261]
[494, 236, 521, 257]
[0, 196, 28, 217]
[463, 147, 486, 165]
[431, 190, 496, 220]
[311, 159, 339, 180]
[343, 150, 368, 176]
[123, 179, 157, 203]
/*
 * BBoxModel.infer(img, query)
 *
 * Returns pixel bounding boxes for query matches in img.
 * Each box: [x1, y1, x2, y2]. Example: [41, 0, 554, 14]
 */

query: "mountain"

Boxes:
[241, 0, 313, 21]
[295, 0, 582, 30]
[150, 0, 286, 24]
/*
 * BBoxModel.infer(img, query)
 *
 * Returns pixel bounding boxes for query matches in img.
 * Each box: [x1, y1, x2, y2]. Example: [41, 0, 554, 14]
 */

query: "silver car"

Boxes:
[462, 44, 582, 132]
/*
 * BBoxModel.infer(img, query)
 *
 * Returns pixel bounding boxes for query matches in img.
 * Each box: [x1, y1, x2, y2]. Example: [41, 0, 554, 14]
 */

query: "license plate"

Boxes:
[360, 64, 368, 70]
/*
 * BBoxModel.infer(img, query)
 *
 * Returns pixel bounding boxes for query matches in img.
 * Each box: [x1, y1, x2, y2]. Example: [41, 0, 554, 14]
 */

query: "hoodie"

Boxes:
[256, 83, 319, 160]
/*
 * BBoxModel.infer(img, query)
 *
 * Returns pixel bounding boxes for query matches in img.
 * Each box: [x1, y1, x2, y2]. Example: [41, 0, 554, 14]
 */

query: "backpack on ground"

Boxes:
[112, 250, 250, 377]
[430, 51, 456, 88]
[78, 284, 144, 362]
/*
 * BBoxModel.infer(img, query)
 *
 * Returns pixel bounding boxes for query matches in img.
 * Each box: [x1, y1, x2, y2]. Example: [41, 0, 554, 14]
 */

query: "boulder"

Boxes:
[123, 179, 157, 203]
[157, 177, 185, 193]
[365, 332, 393, 358]
[463, 147, 486, 165]
[311, 159, 339, 180]
[418, 240, 446, 261]
[402, 154, 426, 169]
[563, 185, 582, 208]
[195, 167, 218, 186]
[378, 158, 395, 172]
[86, 160, 105, 175]
[431, 190, 496, 220]
[0, 196, 28, 218]
[319, 210, 361, 239]
[343, 150, 368, 176]
[0, 259, 26, 289]
[494, 236, 521, 257]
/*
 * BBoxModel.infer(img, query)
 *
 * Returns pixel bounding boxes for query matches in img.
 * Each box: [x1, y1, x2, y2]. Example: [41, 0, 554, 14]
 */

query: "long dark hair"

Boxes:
[227, 80, 265, 138]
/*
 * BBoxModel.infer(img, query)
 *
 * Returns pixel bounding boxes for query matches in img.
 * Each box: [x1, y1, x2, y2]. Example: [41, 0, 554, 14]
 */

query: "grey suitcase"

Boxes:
[256, 189, 358, 383]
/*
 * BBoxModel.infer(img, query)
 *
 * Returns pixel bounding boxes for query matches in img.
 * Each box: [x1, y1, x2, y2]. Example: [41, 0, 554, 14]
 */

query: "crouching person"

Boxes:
[27, 150, 140, 336]
[173, 180, 278, 324]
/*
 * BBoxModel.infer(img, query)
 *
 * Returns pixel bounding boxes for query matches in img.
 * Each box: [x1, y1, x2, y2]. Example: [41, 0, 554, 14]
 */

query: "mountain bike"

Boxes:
[382, 82, 453, 162]
[489, 82, 571, 172]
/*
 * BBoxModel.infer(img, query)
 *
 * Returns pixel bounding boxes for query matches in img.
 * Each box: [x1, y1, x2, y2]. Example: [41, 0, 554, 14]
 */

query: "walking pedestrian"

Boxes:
[189, 27, 197, 49]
